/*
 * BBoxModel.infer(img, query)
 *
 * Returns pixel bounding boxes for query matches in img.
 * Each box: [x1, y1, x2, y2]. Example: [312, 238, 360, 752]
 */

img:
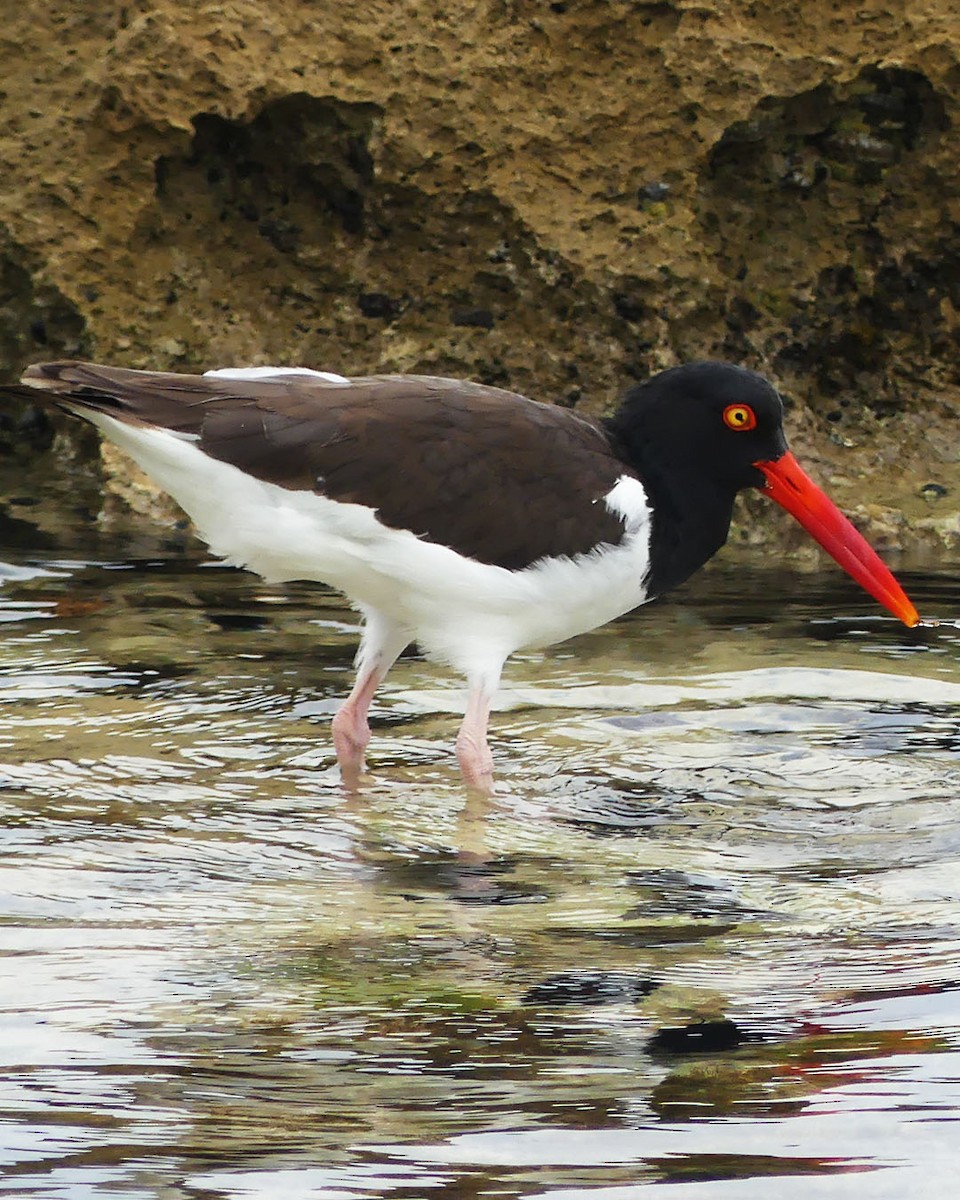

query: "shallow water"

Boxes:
[0, 519, 959, 1198]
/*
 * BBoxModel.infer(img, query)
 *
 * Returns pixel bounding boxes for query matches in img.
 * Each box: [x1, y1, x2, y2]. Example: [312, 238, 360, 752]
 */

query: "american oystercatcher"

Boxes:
[12, 360, 919, 789]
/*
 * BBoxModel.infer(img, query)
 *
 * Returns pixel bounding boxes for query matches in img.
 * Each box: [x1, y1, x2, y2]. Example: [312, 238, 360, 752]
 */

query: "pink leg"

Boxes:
[332, 665, 383, 783]
[455, 671, 501, 792]
[332, 612, 410, 785]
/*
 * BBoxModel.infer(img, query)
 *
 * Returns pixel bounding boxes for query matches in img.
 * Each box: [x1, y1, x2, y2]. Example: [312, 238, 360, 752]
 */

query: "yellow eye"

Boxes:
[723, 403, 757, 432]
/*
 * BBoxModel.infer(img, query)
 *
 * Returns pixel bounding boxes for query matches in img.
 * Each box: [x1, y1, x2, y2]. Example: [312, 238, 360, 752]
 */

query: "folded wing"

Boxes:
[18, 362, 635, 570]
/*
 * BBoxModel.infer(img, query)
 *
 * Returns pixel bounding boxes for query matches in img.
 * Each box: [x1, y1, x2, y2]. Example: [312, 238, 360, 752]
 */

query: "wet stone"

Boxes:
[522, 971, 660, 1007]
[648, 1019, 747, 1055]
[378, 850, 551, 906]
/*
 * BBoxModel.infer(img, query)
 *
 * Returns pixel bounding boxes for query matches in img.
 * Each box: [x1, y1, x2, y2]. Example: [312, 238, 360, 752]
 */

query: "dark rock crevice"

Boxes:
[699, 66, 954, 419]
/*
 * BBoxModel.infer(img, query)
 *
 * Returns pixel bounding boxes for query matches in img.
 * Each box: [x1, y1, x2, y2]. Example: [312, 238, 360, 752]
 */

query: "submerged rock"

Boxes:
[647, 1019, 746, 1055]
[522, 971, 660, 1008]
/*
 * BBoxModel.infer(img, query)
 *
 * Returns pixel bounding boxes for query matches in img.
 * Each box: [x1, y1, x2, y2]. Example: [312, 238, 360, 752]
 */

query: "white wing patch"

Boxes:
[203, 366, 351, 385]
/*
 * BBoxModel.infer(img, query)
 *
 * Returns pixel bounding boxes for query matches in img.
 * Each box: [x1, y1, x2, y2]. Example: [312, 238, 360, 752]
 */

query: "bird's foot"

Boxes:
[332, 706, 370, 789]
[455, 733, 495, 794]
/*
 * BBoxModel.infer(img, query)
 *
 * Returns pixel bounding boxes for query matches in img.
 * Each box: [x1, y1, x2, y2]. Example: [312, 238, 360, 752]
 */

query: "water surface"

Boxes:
[0, 518, 958, 1199]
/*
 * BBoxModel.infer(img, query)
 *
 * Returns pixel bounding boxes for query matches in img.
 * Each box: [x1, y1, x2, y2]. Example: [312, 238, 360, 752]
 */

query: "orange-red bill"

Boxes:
[755, 450, 920, 628]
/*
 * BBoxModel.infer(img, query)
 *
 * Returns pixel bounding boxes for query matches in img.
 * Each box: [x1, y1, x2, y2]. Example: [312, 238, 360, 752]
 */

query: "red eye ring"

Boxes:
[723, 403, 757, 432]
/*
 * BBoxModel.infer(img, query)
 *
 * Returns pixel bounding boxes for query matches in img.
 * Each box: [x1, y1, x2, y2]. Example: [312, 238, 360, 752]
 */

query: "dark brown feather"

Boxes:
[13, 362, 633, 570]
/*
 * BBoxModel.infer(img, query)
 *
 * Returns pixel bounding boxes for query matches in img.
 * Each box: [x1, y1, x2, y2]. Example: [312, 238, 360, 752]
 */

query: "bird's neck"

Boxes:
[604, 417, 736, 598]
[642, 465, 735, 598]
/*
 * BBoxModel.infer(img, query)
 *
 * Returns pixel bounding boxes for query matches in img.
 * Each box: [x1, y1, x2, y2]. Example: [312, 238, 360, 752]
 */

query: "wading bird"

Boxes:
[11, 360, 919, 790]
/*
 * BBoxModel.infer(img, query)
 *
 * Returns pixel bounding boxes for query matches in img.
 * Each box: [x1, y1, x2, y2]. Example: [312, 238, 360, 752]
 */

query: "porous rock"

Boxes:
[2, 2, 959, 554]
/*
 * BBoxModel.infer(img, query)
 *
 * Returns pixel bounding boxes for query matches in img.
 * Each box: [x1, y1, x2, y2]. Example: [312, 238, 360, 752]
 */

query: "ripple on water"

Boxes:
[0, 553, 958, 1198]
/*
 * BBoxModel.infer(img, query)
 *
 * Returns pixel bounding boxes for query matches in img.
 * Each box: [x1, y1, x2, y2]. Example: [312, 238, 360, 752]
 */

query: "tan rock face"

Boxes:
[2, 1, 959, 555]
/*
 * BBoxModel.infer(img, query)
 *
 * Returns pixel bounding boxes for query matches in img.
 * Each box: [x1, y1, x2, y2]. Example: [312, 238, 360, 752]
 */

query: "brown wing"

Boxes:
[15, 362, 632, 570]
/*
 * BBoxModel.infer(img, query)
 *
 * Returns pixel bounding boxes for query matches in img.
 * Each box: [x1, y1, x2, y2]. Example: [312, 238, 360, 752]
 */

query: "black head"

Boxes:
[605, 362, 790, 597]
[603, 361, 919, 628]
[607, 361, 788, 492]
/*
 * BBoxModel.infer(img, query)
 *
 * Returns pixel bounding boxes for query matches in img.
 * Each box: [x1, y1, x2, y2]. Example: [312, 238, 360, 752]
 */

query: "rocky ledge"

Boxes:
[1, 2, 958, 558]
